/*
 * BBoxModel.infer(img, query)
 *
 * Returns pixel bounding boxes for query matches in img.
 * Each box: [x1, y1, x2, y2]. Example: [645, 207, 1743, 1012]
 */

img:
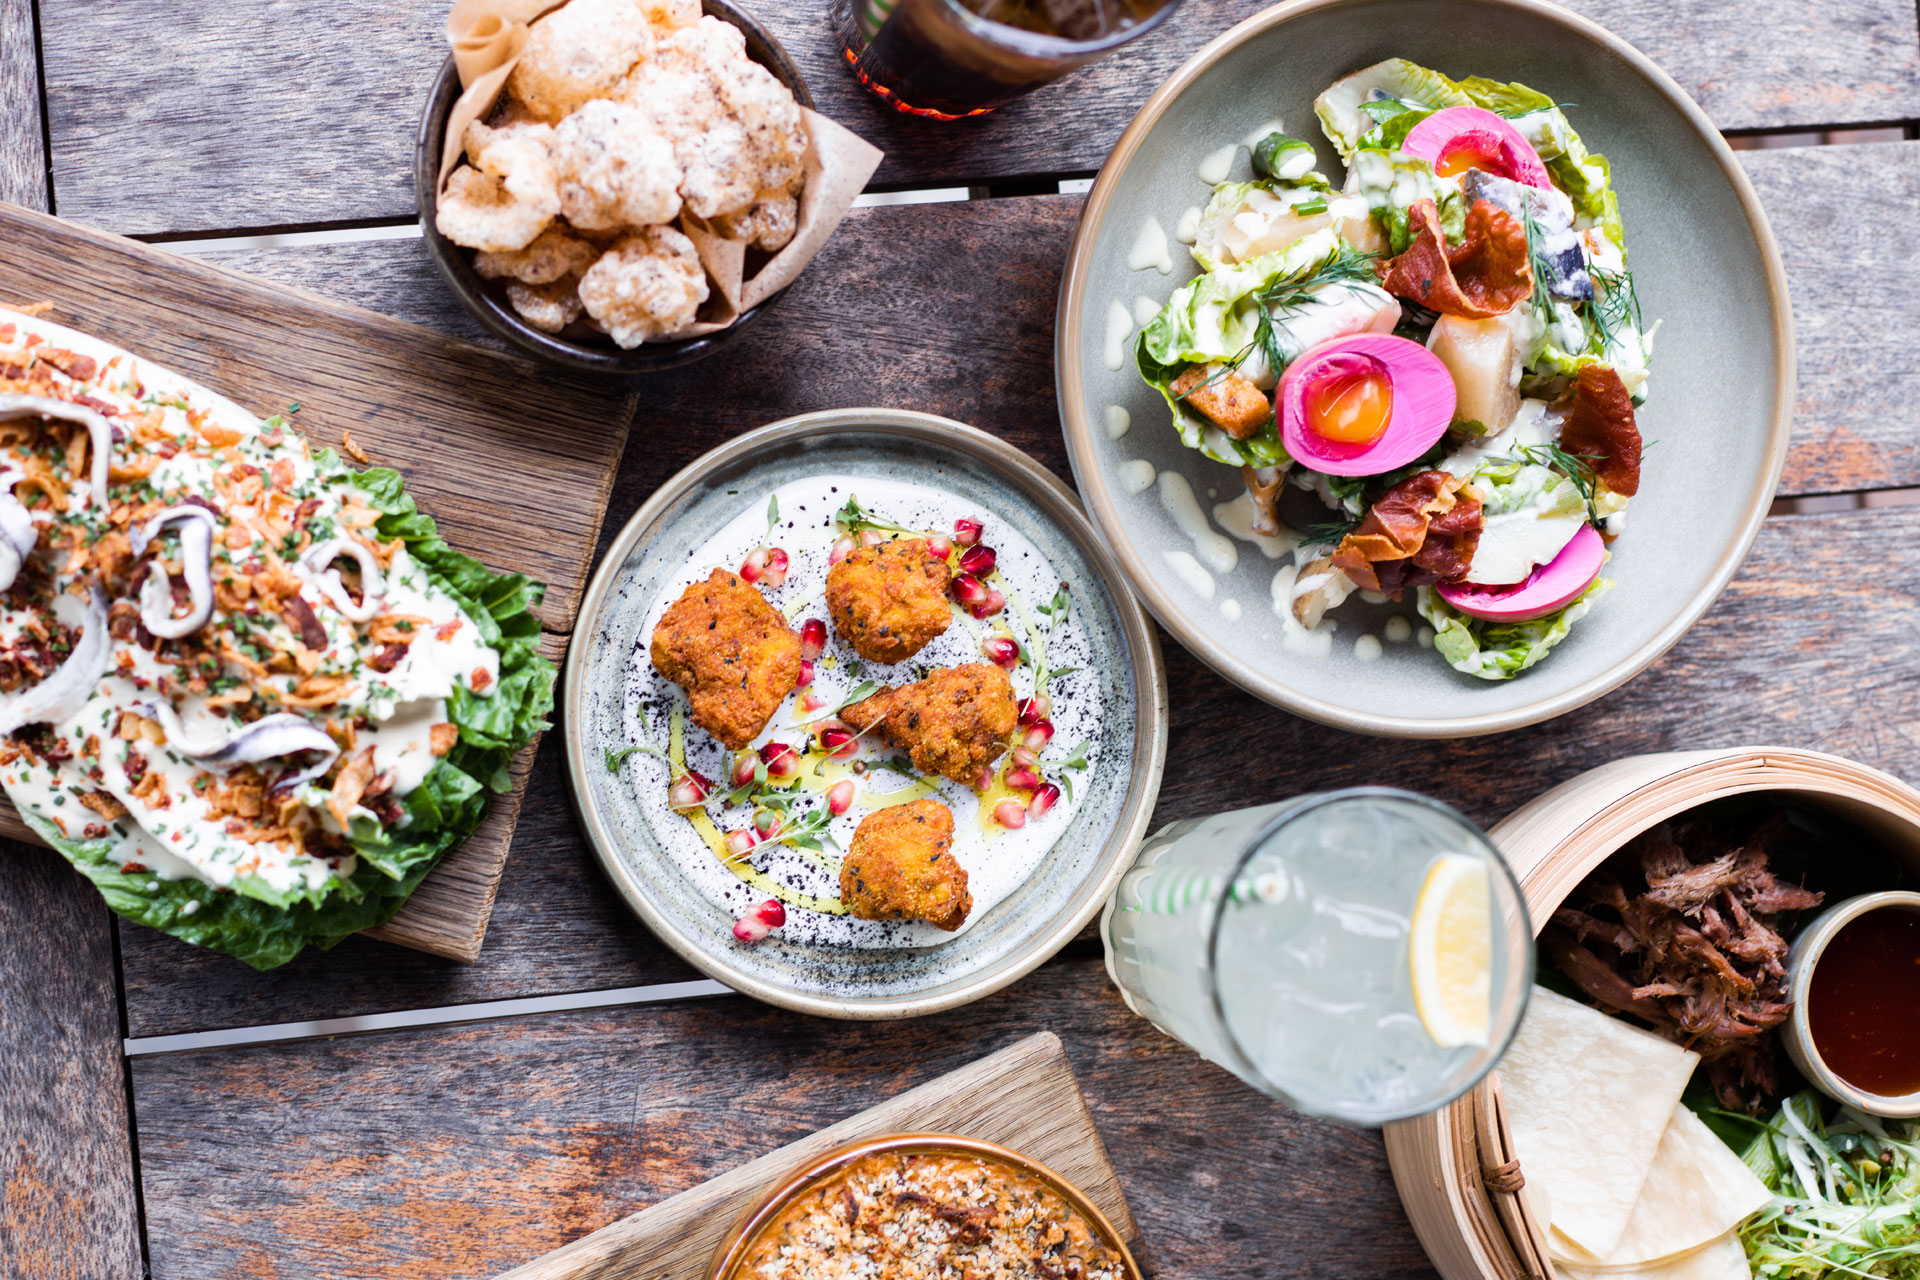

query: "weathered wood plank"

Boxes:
[0, 0, 44, 212]
[130, 956, 1430, 1280]
[0, 843, 143, 1280]
[38, 0, 1920, 235]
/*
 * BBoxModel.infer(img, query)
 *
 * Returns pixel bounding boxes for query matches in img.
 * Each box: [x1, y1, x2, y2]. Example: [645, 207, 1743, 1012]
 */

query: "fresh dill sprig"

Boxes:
[1504, 441, 1606, 528]
[1172, 247, 1383, 406]
[1521, 208, 1560, 326]
[1302, 514, 1363, 549]
[1582, 263, 1642, 357]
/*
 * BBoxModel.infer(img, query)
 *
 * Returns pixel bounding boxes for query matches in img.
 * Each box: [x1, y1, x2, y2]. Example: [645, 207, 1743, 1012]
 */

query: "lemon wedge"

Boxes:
[1409, 853, 1493, 1048]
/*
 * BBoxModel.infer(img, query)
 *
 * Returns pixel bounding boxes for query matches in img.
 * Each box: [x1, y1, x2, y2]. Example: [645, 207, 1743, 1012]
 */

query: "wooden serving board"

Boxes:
[492, 1030, 1144, 1280]
[0, 200, 636, 962]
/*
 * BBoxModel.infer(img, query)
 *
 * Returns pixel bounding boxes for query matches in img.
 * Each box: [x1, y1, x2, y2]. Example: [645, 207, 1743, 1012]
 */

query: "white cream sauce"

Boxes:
[1197, 143, 1239, 185]
[1384, 615, 1414, 644]
[1103, 300, 1135, 372]
[1219, 598, 1243, 623]
[1354, 634, 1383, 662]
[1211, 494, 1298, 560]
[1103, 405, 1131, 441]
[623, 474, 1103, 951]
[1175, 205, 1203, 245]
[1116, 460, 1156, 495]
[1132, 295, 1161, 327]
[1269, 563, 1336, 657]
[1162, 550, 1215, 600]
[1245, 118, 1286, 146]
[1156, 472, 1236, 574]
[1128, 217, 1174, 275]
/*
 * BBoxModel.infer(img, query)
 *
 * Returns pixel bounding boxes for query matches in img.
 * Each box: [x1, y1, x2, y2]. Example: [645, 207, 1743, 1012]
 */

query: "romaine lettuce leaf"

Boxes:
[1315, 58, 1472, 157]
[1417, 575, 1611, 680]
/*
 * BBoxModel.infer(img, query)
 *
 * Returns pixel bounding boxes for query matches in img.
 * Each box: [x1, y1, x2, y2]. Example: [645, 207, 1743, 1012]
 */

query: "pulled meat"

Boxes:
[1330, 470, 1483, 596]
[1376, 198, 1533, 319]
[1559, 364, 1643, 497]
[1544, 814, 1824, 1112]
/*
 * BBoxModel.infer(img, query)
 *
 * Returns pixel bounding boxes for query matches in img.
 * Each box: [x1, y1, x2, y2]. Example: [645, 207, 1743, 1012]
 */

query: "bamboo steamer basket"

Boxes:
[1383, 746, 1920, 1280]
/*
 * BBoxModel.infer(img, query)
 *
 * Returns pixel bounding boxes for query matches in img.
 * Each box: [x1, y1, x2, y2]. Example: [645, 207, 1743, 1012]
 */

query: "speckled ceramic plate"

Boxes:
[1057, 0, 1792, 737]
[564, 410, 1167, 1019]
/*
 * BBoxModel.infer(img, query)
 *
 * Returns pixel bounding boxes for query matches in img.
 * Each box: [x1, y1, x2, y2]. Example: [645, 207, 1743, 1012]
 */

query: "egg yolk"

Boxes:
[1305, 368, 1393, 445]
[1435, 137, 1505, 178]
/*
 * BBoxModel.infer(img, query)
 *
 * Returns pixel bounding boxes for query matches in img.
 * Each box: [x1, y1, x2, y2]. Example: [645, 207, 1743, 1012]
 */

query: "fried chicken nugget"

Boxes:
[578, 225, 710, 347]
[475, 224, 600, 284]
[825, 537, 952, 664]
[712, 189, 799, 252]
[650, 568, 801, 750]
[507, 0, 655, 123]
[840, 800, 970, 931]
[842, 664, 1018, 789]
[550, 99, 683, 230]
[506, 277, 585, 332]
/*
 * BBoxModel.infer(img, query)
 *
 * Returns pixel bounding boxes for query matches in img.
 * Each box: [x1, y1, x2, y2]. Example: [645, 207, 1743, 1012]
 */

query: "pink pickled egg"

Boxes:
[1402, 106, 1553, 190]
[1278, 334, 1455, 477]
[1436, 523, 1604, 622]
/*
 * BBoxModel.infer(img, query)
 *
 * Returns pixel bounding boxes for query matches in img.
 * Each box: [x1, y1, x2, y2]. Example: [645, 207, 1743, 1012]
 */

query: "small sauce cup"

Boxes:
[1784, 889, 1920, 1117]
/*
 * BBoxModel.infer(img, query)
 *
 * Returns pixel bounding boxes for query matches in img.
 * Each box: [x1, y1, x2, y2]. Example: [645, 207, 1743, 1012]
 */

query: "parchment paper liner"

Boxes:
[441, 0, 883, 337]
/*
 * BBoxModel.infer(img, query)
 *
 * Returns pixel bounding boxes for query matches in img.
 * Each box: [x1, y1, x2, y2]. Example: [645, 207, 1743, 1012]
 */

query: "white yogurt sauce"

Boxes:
[1128, 217, 1173, 275]
[1418, 625, 1436, 649]
[1156, 472, 1237, 574]
[1175, 206, 1203, 245]
[1163, 550, 1216, 599]
[1384, 615, 1414, 644]
[1132, 295, 1161, 327]
[1103, 300, 1134, 372]
[623, 474, 1103, 951]
[1211, 494, 1299, 560]
[1219, 598, 1243, 622]
[1269, 563, 1336, 657]
[1354, 634, 1384, 662]
[1197, 143, 1239, 185]
[1116, 460, 1156, 495]
[1245, 118, 1287, 146]
[1103, 405, 1131, 441]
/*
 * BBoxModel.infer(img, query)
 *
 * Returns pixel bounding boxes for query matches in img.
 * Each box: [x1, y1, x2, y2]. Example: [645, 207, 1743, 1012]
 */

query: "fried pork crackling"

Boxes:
[649, 568, 801, 749]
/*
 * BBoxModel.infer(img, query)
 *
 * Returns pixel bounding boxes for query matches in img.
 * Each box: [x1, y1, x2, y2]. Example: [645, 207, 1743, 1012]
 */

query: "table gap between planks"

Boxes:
[7, 1, 1920, 1278]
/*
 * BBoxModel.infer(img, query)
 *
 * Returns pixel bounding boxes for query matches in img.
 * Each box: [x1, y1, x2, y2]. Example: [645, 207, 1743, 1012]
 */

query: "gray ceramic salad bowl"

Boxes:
[564, 410, 1168, 1019]
[1056, 0, 1793, 737]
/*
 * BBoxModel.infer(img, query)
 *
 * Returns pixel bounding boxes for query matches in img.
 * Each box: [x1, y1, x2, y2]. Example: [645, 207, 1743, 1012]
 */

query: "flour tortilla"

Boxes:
[1498, 987, 1700, 1259]
[1551, 1103, 1772, 1269]
[1557, 1231, 1752, 1280]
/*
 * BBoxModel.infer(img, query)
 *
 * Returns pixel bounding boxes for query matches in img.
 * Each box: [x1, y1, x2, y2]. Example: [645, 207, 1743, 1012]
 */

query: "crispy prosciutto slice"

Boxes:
[1376, 198, 1533, 320]
[1331, 469, 1484, 597]
[1559, 365, 1643, 497]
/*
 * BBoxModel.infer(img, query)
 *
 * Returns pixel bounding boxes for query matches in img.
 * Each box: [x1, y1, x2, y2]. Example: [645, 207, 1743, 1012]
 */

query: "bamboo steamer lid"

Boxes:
[1383, 746, 1920, 1280]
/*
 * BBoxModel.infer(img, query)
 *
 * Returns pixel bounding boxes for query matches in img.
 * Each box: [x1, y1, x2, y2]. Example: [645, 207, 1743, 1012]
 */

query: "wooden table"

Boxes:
[4, 2, 1918, 1277]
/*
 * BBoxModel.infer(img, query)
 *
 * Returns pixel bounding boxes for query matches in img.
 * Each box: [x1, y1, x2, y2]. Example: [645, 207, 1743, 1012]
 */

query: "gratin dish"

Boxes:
[1383, 747, 1920, 1280]
[1055, 0, 1793, 737]
[563, 409, 1167, 1020]
[415, 0, 809, 376]
[705, 1133, 1145, 1280]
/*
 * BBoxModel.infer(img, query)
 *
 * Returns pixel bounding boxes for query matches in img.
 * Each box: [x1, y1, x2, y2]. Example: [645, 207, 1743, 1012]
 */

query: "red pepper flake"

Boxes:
[121, 861, 147, 874]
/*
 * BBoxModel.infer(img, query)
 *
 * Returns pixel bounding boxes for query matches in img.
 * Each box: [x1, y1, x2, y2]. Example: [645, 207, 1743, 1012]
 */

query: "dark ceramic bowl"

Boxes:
[415, 0, 813, 376]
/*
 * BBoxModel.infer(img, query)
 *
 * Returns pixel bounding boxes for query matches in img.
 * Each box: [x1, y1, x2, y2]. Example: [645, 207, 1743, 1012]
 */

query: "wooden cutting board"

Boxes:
[0, 200, 636, 962]
[493, 1031, 1146, 1280]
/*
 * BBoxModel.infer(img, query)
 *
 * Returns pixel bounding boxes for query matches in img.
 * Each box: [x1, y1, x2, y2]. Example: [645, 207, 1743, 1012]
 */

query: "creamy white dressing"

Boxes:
[1269, 563, 1336, 657]
[1128, 217, 1173, 275]
[1162, 550, 1215, 599]
[624, 474, 1103, 950]
[1219, 598, 1243, 622]
[1132, 295, 1161, 327]
[1102, 300, 1135, 372]
[1175, 206, 1203, 245]
[1244, 118, 1286, 147]
[1384, 615, 1414, 644]
[1156, 472, 1237, 574]
[1197, 143, 1240, 185]
[1116, 460, 1156, 495]
[1353, 634, 1383, 661]
[1210, 495, 1298, 560]
[1103, 404, 1131, 441]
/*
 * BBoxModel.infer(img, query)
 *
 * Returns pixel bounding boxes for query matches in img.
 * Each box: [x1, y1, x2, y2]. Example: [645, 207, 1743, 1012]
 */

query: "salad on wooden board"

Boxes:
[1137, 58, 1654, 680]
[0, 309, 554, 968]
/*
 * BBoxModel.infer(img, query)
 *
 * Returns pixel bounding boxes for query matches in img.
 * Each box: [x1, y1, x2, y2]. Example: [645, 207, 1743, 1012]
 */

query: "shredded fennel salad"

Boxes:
[1134, 58, 1657, 681]
[0, 310, 553, 968]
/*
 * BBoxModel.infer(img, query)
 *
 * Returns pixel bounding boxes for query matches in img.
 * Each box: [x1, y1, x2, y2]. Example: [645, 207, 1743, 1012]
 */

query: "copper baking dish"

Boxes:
[707, 1132, 1144, 1280]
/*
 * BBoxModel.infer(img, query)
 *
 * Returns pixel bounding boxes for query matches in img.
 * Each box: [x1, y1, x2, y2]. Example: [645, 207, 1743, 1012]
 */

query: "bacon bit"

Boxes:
[199, 421, 245, 450]
[78, 791, 128, 820]
[367, 643, 409, 673]
[74, 394, 120, 418]
[328, 747, 378, 827]
[1377, 198, 1533, 320]
[0, 324, 12, 343]
[341, 429, 371, 465]
[434, 620, 462, 642]
[430, 723, 459, 756]
[282, 596, 328, 651]
[219, 523, 251, 552]
[279, 673, 349, 709]
[1332, 470, 1485, 596]
[37, 347, 97, 381]
[130, 771, 171, 809]
[120, 861, 147, 874]
[268, 457, 297, 490]
[368, 614, 429, 646]
[470, 667, 493, 693]
[108, 453, 160, 484]
[323, 719, 357, 752]
[337, 499, 379, 530]
[1559, 365, 1643, 497]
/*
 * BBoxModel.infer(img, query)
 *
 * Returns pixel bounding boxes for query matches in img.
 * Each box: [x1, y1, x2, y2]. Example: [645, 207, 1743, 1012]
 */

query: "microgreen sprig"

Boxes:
[834, 495, 917, 537]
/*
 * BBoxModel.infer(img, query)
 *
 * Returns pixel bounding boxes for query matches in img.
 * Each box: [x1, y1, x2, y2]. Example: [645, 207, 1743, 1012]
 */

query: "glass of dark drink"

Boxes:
[834, 0, 1182, 120]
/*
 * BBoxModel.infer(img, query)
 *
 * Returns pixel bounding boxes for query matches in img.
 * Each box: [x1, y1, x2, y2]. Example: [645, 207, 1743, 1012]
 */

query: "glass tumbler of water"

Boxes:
[833, 0, 1184, 120]
[1101, 788, 1533, 1125]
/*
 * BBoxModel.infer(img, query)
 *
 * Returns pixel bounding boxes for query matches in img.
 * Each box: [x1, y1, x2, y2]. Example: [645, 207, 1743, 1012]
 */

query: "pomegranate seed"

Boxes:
[967, 588, 1007, 620]
[733, 914, 772, 943]
[798, 689, 829, 715]
[795, 659, 815, 689]
[950, 573, 989, 608]
[818, 725, 859, 760]
[754, 809, 782, 838]
[724, 828, 758, 859]
[1006, 764, 1043, 792]
[958, 545, 997, 577]
[737, 557, 761, 584]
[827, 779, 855, 815]
[759, 740, 801, 779]
[829, 535, 857, 565]
[1011, 746, 1039, 768]
[925, 535, 953, 559]
[858, 529, 885, 548]
[981, 636, 1020, 669]
[740, 545, 788, 587]
[973, 769, 994, 791]
[1018, 695, 1052, 725]
[668, 769, 711, 812]
[1029, 783, 1062, 819]
[1022, 720, 1054, 751]
[799, 619, 827, 661]
[993, 797, 1028, 829]
[753, 898, 787, 928]
[954, 517, 984, 547]
[730, 753, 757, 787]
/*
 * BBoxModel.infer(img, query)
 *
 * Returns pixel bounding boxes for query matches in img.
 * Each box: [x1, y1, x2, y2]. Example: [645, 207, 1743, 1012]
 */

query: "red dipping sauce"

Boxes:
[1808, 905, 1920, 1096]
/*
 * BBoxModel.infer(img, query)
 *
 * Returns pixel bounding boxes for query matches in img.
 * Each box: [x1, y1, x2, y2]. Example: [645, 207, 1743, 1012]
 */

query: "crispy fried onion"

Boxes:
[1376, 198, 1533, 319]
[1559, 364, 1643, 497]
[1331, 470, 1484, 596]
